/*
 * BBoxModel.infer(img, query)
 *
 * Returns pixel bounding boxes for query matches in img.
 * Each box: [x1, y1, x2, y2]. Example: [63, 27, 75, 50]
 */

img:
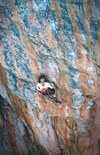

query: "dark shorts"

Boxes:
[41, 88, 55, 96]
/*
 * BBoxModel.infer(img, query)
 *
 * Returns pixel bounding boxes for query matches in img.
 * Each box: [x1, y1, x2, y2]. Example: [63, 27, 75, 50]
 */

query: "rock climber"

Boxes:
[36, 75, 61, 103]
[36, 75, 55, 96]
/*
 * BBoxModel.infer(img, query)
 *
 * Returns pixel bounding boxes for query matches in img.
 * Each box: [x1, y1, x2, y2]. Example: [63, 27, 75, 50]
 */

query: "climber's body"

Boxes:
[36, 75, 61, 104]
[36, 75, 56, 96]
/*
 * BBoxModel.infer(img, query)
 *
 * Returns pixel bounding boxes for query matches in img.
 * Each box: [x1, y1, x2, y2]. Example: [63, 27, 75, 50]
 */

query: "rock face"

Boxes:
[0, 0, 100, 155]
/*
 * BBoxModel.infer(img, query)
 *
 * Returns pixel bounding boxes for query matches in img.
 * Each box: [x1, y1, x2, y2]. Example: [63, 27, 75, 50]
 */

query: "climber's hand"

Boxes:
[39, 88, 48, 95]
[41, 88, 48, 93]
[39, 92, 42, 95]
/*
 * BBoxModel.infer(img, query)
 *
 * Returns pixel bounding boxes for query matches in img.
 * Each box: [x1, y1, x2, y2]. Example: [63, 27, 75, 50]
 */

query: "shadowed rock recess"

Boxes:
[0, 0, 100, 155]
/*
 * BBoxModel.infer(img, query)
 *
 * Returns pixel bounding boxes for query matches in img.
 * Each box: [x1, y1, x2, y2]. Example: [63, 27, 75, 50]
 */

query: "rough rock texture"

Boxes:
[0, 0, 100, 155]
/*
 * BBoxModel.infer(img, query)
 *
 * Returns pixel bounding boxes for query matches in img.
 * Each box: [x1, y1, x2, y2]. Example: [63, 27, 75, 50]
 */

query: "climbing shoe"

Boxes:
[56, 100, 62, 104]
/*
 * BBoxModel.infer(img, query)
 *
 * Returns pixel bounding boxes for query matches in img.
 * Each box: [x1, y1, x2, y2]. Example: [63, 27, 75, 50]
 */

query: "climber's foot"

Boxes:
[56, 100, 62, 104]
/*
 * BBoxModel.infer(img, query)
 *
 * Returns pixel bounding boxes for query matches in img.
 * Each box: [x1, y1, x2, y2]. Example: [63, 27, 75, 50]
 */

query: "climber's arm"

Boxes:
[36, 83, 48, 95]
[47, 82, 54, 89]
[40, 88, 48, 94]
[36, 83, 42, 94]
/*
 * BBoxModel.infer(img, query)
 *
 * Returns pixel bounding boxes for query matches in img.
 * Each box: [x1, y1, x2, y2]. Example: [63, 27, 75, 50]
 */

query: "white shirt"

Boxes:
[36, 82, 54, 91]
